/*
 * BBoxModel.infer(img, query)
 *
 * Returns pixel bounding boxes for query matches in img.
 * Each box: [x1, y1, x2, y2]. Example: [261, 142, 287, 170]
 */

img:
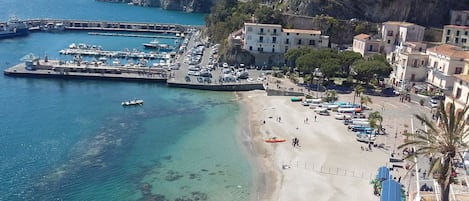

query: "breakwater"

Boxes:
[3, 59, 265, 91]
[6, 18, 202, 34]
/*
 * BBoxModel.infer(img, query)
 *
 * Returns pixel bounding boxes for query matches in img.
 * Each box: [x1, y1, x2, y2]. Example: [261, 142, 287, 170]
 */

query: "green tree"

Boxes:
[255, 6, 274, 23]
[360, 95, 372, 109]
[368, 111, 383, 133]
[285, 47, 314, 67]
[399, 103, 469, 201]
[352, 59, 392, 84]
[319, 58, 340, 79]
[339, 51, 363, 76]
[296, 53, 321, 73]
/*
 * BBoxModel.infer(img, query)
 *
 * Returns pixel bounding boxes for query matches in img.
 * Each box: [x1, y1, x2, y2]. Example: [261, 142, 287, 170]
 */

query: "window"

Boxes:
[462, 38, 467, 43]
[465, 31, 468, 36]
[446, 37, 450, 43]
[257, 47, 263, 52]
[309, 40, 315, 45]
[387, 31, 393, 36]
[249, 46, 253, 51]
[285, 47, 288, 52]
[413, 60, 418, 67]
[433, 61, 438, 68]
[287, 33, 290, 36]
[455, 38, 459, 43]
[247, 27, 252, 32]
[298, 39, 302, 45]
[456, 87, 462, 99]
[455, 67, 463, 74]
[368, 45, 373, 51]
[457, 30, 460, 36]
[272, 48, 275, 53]
[272, 37, 277, 43]
[387, 40, 391, 44]
[447, 29, 451, 35]
[411, 74, 415, 81]
[260, 28, 264, 33]
[259, 36, 263, 43]
[285, 38, 289, 44]
[273, 29, 277, 34]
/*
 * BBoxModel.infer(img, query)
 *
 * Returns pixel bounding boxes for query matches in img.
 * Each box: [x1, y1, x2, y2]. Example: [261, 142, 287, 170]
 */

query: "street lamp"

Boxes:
[313, 68, 322, 98]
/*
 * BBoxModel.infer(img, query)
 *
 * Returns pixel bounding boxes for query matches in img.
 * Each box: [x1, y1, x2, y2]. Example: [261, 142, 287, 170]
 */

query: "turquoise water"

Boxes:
[0, 1, 253, 201]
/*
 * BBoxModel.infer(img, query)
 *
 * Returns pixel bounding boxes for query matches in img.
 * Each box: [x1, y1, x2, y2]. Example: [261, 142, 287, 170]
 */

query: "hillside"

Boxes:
[276, 0, 469, 28]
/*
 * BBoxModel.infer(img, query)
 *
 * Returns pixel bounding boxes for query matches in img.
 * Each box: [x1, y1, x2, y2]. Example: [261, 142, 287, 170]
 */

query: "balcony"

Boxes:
[258, 32, 265, 35]
[271, 32, 278, 36]
[257, 40, 264, 43]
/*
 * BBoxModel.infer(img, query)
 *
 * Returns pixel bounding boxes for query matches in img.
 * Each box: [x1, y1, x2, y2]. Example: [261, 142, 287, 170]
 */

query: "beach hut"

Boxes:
[380, 179, 402, 201]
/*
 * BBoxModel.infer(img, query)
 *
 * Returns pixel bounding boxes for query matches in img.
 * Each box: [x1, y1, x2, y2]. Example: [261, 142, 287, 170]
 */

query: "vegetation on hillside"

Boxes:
[204, 0, 283, 43]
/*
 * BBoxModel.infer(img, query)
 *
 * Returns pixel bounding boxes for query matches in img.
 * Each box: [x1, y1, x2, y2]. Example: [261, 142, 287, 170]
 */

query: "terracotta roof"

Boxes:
[427, 44, 469, 59]
[283, 28, 321, 35]
[354, 33, 370, 40]
[383, 21, 420, 27]
[455, 74, 469, 83]
[444, 24, 469, 30]
[244, 23, 281, 28]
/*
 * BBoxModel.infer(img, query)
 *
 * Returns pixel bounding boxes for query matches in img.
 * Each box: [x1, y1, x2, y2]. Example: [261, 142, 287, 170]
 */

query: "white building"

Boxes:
[381, 21, 425, 54]
[352, 33, 381, 57]
[444, 74, 469, 121]
[426, 44, 469, 93]
[442, 25, 469, 49]
[388, 42, 428, 88]
[243, 22, 329, 65]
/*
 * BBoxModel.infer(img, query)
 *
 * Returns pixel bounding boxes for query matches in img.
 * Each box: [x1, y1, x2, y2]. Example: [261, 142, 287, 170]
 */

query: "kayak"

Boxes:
[265, 138, 286, 143]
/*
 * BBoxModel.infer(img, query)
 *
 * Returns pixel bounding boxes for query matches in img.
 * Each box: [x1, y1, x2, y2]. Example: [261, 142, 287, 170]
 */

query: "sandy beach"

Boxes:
[240, 89, 390, 201]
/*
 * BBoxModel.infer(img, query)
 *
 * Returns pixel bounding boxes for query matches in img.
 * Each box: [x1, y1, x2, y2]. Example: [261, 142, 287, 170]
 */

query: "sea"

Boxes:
[0, 1, 254, 201]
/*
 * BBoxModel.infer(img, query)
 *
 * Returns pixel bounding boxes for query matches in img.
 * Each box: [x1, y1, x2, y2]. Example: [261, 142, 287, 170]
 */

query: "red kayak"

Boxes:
[265, 138, 286, 143]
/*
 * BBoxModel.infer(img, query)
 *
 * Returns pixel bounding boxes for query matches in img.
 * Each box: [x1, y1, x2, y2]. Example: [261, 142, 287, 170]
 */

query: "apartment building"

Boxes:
[426, 44, 469, 93]
[381, 21, 425, 53]
[444, 74, 469, 122]
[450, 10, 469, 26]
[388, 42, 428, 87]
[243, 22, 329, 65]
[442, 25, 469, 49]
[352, 33, 381, 57]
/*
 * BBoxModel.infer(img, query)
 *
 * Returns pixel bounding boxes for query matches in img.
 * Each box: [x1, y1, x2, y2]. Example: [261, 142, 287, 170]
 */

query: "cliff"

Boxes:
[277, 0, 469, 28]
[96, 0, 214, 13]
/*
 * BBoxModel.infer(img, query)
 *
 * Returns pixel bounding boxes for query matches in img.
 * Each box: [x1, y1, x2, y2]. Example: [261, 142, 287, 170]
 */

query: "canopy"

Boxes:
[376, 166, 390, 181]
[380, 179, 402, 201]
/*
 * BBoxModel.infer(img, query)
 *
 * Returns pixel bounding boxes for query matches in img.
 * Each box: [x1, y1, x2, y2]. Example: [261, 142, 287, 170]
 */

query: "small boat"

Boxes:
[121, 99, 144, 106]
[356, 133, 376, 143]
[0, 16, 29, 39]
[265, 137, 286, 143]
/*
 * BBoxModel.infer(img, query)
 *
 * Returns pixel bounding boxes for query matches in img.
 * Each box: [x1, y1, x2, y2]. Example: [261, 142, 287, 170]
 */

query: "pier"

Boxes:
[3, 58, 167, 83]
[87, 32, 181, 39]
[12, 18, 202, 34]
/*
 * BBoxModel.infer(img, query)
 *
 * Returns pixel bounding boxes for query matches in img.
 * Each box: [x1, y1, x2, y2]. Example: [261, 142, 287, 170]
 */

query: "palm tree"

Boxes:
[398, 103, 469, 201]
[368, 111, 383, 133]
[360, 95, 372, 109]
[353, 85, 364, 104]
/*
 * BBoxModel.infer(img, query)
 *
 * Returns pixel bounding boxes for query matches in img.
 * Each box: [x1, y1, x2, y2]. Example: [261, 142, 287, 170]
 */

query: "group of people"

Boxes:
[292, 137, 300, 147]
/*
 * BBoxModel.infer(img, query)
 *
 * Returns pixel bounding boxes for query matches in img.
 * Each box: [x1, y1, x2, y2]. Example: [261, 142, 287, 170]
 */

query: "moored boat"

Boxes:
[121, 99, 144, 106]
[265, 137, 286, 143]
[0, 16, 29, 39]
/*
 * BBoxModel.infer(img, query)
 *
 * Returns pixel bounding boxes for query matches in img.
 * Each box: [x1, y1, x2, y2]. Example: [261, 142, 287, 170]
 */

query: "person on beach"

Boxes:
[314, 115, 317, 121]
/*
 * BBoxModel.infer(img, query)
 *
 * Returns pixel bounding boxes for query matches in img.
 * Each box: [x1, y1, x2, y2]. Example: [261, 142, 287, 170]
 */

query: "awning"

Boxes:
[376, 166, 390, 181]
[380, 179, 402, 201]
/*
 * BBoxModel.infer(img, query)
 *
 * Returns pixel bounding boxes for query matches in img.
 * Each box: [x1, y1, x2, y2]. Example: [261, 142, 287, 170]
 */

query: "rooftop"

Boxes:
[354, 33, 370, 40]
[444, 24, 469, 30]
[383, 21, 420, 27]
[244, 22, 282, 28]
[427, 44, 469, 58]
[283, 28, 321, 35]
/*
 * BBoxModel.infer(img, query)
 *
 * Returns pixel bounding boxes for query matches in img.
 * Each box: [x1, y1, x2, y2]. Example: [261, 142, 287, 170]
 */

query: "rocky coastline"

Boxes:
[95, 0, 214, 13]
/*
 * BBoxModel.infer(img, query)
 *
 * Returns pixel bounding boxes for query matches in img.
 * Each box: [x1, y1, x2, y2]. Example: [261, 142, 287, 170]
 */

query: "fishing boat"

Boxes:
[355, 133, 376, 143]
[121, 99, 144, 106]
[143, 39, 173, 51]
[0, 16, 29, 39]
[265, 137, 286, 143]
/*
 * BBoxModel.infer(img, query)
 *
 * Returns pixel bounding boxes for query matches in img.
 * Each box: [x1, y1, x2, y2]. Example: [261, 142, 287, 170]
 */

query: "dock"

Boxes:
[18, 18, 201, 34]
[3, 59, 167, 83]
[88, 32, 181, 39]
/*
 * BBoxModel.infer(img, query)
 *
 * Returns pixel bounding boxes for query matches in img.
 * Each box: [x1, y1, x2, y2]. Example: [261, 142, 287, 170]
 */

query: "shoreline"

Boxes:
[239, 89, 389, 201]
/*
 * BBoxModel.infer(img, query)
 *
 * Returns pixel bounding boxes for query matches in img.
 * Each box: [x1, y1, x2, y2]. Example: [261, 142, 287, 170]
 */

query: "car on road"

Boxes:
[429, 99, 440, 108]
[335, 114, 351, 120]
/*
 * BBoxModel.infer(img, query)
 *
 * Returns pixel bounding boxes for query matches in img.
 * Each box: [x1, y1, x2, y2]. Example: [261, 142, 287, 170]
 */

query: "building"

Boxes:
[388, 42, 428, 88]
[444, 74, 469, 122]
[381, 21, 425, 53]
[442, 25, 469, 49]
[352, 33, 381, 57]
[450, 10, 469, 26]
[426, 44, 469, 93]
[243, 22, 329, 65]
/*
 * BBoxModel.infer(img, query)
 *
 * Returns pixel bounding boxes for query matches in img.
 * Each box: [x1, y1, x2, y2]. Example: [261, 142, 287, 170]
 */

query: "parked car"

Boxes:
[319, 110, 330, 116]
[335, 114, 351, 120]
[429, 99, 439, 108]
